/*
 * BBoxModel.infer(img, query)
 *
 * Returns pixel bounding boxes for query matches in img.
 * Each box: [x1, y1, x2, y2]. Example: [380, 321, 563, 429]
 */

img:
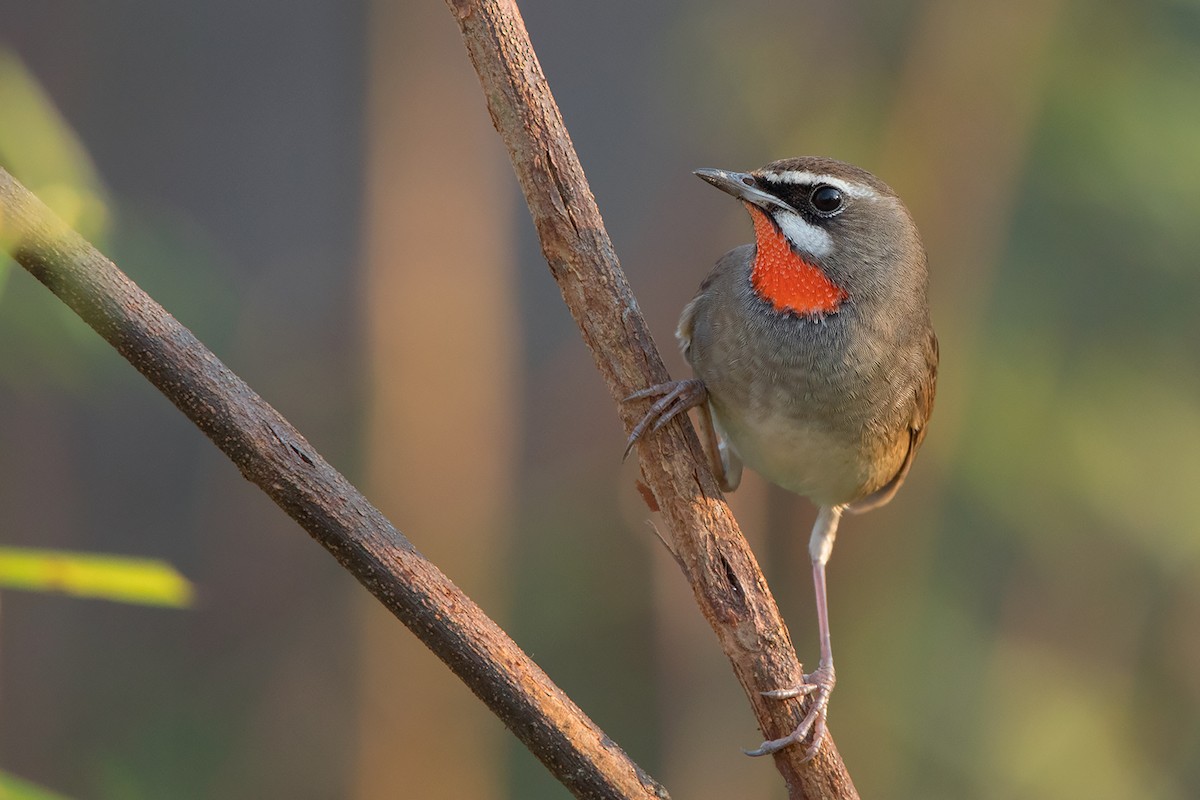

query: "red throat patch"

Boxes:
[746, 203, 847, 316]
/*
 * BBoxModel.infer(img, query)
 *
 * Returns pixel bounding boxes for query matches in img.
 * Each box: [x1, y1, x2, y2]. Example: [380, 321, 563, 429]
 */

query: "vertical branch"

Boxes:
[444, 1, 858, 797]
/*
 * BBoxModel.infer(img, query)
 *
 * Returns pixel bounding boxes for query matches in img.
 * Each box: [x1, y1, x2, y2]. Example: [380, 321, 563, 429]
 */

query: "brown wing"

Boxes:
[847, 328, 939, 514]
[676, 276, 744, 493]
[691, 400, 743, 493]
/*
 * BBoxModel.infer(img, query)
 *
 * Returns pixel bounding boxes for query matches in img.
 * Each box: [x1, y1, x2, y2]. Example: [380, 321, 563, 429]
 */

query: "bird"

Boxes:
[625, 156, 938, 761]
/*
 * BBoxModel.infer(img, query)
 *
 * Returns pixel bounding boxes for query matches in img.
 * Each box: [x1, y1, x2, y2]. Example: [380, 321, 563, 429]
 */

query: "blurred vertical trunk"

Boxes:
[355, 2, 518, 798]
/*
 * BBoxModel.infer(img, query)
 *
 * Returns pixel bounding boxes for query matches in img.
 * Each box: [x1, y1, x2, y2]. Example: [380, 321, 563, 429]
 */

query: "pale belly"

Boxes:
[712, 403, 887, 507]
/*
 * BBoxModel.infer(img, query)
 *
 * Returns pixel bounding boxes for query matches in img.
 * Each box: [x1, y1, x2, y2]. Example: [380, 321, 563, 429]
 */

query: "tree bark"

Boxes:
[0, 168, 665, 800]
[443, 1, 858, 797]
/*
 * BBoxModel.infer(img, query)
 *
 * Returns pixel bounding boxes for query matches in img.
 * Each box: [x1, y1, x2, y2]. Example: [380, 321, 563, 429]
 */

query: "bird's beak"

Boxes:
[694, 168, 795, 214]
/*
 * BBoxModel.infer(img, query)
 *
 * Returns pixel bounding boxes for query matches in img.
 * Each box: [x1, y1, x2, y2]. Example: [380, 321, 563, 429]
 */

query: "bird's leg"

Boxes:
[622, 379, 708, 459]
[746, 505, 843, 761]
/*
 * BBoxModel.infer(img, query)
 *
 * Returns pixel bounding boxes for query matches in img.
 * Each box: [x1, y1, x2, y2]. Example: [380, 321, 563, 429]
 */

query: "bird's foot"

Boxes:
[744, 663, 836, 762]
[622, 379, 707, 459]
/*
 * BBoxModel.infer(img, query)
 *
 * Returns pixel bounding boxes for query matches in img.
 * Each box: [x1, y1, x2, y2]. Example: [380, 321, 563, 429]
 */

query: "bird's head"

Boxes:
[696, 156, 925, 317]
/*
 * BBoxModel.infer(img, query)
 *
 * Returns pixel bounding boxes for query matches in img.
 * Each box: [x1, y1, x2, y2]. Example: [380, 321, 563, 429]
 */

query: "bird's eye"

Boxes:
[810, 185, 844, 215]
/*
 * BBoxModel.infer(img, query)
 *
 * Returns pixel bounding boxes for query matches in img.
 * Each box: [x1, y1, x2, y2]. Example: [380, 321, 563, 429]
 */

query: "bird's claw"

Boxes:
[745, 664, 836, 762]
[621, 379, 707, 460]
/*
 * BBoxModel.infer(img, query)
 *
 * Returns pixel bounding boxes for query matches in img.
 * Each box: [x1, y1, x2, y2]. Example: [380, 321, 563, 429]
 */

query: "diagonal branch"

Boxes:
[0, 169, 666, 800]
[444, 1, 858, 798]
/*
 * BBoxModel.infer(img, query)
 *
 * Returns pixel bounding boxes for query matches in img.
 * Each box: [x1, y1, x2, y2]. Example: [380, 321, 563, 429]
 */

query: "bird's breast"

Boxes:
[681, 244, 920, 506]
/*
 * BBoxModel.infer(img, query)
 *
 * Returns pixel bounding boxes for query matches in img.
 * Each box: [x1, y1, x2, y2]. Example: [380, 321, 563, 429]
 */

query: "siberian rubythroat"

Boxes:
[626, 156, 938, 760]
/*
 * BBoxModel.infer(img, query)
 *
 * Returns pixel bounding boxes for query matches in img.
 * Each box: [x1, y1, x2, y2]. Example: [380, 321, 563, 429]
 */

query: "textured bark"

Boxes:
[444, 1, 858, 797]
[0, 168, 666, 800]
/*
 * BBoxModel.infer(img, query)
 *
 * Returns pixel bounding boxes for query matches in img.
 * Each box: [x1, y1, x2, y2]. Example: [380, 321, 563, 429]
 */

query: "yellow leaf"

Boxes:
[0, 547, 192, 608]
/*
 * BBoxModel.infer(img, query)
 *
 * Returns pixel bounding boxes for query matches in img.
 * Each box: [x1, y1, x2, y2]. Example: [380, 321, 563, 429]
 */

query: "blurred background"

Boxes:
[2, 0, 1199, 797]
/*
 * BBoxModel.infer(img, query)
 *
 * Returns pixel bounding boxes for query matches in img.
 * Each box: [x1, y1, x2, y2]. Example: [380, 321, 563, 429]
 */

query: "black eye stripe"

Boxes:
[752, 176, 849, 220]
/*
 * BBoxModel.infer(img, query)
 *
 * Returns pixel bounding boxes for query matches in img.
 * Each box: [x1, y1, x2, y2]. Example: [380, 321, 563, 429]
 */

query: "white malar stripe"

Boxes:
[762, 171, 877, 199]
[776, 211, 834, 257]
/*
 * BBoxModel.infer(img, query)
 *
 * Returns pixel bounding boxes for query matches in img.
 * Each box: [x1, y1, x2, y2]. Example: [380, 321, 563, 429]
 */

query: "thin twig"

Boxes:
[444, 1, 858, 797]
[0, 168, 667, 800]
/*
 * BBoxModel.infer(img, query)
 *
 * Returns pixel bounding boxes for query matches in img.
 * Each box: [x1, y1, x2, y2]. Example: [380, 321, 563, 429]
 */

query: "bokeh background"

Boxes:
[3, 1, 1199, 797]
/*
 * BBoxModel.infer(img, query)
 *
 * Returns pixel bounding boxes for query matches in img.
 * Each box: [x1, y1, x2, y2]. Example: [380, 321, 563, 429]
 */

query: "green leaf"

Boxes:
[0, 50, 110, 240]
[0, 769, 71, 800]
